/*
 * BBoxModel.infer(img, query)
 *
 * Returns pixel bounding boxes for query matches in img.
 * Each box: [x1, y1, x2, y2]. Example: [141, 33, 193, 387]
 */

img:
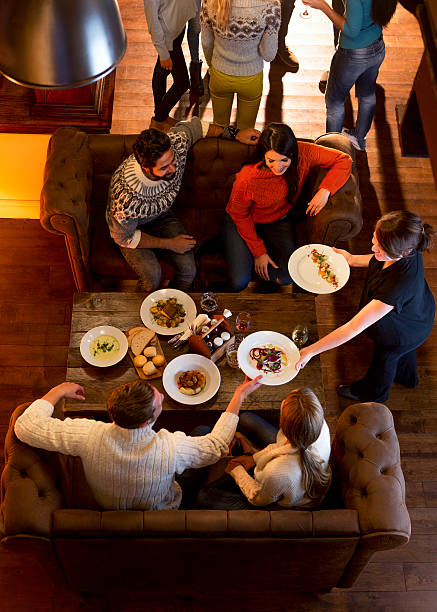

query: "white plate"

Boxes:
[237, 331, 300, 386]
[140, 289, 197, 336]
[80, 325, 128, 367]
[288, 244, 350, 294]
[162, 354, 221, 405]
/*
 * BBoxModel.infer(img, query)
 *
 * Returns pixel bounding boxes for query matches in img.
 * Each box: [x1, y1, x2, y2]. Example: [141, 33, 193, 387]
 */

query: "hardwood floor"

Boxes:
[1, 2, 436, 610]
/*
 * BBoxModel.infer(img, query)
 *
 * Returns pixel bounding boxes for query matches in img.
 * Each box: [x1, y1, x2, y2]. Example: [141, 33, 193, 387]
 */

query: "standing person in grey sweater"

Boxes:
[201, 0, 281, 130]
[107, 116, 259, 292]
[144, 0, 198, 132]
[14, 377, 263, 511]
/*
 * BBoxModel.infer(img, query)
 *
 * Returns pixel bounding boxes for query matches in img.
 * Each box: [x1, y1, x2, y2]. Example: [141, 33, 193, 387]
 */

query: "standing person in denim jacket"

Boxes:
[303, 0, 398, 151]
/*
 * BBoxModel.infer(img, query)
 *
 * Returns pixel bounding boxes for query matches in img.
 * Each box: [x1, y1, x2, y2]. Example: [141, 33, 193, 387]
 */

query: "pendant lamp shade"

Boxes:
[0, 0, 127, 89]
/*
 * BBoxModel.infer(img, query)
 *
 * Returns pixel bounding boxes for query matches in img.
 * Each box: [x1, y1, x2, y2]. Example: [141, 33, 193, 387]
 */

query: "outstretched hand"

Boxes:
[332, 247, 353, 265]
[42, 382, 86, 406]
[295, 347, 314, 372]
[236, 128, 261, 145]
[225, 454, 255, 474]
[234, 375, 263, 401]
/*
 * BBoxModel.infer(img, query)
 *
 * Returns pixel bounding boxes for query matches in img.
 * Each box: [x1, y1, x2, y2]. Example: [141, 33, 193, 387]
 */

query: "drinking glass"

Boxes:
[200, 291, 218, 314]
[235, 312, 251, 333]
[292, 324, 309, 348]
[226, 340, 240, 369]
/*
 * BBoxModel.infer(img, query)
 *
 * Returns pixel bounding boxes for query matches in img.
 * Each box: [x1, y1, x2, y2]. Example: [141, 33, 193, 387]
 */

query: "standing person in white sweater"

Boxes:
[14, 377, 262, 511]
[201, 0, 281, 130]
[197, 387, 331, 509]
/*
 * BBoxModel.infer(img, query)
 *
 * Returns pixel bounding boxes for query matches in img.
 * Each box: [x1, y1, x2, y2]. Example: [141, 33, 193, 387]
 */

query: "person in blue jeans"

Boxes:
[303, 0, 398, 151]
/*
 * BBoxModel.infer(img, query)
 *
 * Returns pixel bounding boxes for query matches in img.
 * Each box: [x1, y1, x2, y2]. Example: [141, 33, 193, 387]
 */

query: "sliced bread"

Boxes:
[131, 328, 155, 355]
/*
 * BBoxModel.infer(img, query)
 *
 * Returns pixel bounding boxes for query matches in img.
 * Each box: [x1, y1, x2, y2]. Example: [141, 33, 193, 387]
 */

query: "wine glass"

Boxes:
[292, 324, 309, 348]
[235, 312, 251, 333]
[200, 291, 218, 314]
[300, 1, 312, 19]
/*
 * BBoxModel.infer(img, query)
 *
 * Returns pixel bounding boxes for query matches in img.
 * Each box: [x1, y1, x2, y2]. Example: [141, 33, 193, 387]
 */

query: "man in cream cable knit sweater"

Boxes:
[14, 377, 262, 511]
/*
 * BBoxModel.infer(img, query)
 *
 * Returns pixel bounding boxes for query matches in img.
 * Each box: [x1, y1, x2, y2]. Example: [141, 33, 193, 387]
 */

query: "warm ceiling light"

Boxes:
[0, 0, 127, 89]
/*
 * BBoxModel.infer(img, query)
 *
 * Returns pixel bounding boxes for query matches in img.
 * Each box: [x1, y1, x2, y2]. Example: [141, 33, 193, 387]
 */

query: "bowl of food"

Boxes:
[140, 289, 197, 335]
[237, 331, 300, 386]
[162, 354, 221, 405]
[80, 325, 128, 367]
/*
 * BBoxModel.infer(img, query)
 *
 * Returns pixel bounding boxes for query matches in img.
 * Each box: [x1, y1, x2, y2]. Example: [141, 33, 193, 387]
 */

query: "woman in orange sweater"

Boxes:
[223, 123, 352, 290]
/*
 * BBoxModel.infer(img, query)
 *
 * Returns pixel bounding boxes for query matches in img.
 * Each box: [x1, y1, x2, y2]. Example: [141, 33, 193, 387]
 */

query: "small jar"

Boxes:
[213, 337, 223, 348]
[221, 331, 230, 341]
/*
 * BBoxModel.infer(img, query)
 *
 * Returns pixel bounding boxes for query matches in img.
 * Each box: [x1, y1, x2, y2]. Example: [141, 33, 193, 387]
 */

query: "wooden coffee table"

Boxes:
[65, 292, 324, 427]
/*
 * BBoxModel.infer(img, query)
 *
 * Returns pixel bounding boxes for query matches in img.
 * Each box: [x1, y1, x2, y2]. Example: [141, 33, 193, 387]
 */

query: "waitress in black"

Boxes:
[296, 210, 435, 403]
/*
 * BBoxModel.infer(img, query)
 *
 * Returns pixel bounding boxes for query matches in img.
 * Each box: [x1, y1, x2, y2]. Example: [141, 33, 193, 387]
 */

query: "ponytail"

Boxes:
[371, 0, 397, 27]
[280, 388, 331, 505]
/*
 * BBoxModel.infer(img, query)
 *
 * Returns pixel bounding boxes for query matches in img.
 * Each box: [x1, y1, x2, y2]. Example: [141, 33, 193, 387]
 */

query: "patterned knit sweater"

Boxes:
[226, 141, 352, 257]
[107, 117, 205, 249]
[15, 398, 239, 511]
[201, 0, 281, 76]
[230, 422, 331, 507]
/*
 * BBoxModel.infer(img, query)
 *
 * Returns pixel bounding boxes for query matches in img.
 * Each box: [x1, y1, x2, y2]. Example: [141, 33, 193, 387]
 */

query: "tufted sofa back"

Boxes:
[1, 400, 410, 591]
[40, 126, 363, 291]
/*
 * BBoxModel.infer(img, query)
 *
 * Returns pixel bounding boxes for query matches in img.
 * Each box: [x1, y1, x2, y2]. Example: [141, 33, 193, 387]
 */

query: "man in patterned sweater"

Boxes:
[14, 377, 262, 511]
[107, 117, 259, 292]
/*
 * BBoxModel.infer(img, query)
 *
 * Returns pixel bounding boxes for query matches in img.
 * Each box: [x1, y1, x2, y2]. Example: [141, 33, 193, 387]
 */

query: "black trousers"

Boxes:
[350, 339, 423, 403]
[152, 28, 190, 121]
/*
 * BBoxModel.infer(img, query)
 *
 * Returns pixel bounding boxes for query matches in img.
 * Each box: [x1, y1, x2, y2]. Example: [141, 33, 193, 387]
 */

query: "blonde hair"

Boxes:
[210, 0, 232, 29]
[280, 388, 331, 504]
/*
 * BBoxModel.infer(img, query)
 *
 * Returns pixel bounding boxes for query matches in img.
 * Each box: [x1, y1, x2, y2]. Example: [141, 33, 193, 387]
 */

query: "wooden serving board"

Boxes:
[125, 325, 167, 380]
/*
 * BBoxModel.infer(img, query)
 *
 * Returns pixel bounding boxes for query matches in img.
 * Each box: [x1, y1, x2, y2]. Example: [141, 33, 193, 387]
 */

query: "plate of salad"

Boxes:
[237, 331, 300, 386]
[288, 244, 350, 294]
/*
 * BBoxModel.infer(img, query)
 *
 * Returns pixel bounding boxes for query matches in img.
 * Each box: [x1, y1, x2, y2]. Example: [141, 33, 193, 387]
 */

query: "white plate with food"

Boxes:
[140, 289, 197, 335]
[80, 325, 128, 367]
[237, 331, 300, 386]
[288, 244, 350, 294]
[162, 354, 221, 405]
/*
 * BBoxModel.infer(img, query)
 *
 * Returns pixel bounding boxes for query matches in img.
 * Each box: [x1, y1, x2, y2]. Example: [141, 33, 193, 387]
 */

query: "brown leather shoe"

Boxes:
[275, 46, 299, 72]
[149, 116, 178, 133]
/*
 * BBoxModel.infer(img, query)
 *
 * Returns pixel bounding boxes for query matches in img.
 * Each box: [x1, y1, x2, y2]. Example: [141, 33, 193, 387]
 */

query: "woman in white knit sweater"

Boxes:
[201, 0, 280, 129]
[197, 387, 331, 509]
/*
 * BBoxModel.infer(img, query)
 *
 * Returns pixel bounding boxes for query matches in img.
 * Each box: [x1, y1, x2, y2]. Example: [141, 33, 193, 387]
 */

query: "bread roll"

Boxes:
[143, 346, 157, 358]
[143, 361, 158, 376]
[133, 354, 147, 368]
[152, 354, 165, 367]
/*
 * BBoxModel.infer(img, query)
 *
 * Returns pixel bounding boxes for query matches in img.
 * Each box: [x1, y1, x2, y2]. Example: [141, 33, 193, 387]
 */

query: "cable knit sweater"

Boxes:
[226, 141, 352, 257]
[201, 0, 280, 76]
[15, 399, 238, 511]
[107, 117, 207, 248]
[230, 421, 331, 507]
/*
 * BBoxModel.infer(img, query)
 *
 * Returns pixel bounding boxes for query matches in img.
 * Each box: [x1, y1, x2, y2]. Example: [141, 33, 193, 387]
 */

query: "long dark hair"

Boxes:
[371, 0, 397, 27]
[251, 123, 300, 202]
[375, 210, 434, 259]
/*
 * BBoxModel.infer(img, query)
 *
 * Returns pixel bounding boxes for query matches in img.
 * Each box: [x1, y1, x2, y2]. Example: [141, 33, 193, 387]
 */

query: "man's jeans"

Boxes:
[326, 37, 385, 146]
[120, 213, 196, 292]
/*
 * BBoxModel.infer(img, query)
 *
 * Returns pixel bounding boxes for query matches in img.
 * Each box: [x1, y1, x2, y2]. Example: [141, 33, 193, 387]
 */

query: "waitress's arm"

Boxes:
[295, 299, 394, 370]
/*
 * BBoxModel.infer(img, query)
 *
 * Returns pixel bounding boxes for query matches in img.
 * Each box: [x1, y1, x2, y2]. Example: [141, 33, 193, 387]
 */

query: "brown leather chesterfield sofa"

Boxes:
[40, 126, 363, 291]
[1, 401, 410, 593]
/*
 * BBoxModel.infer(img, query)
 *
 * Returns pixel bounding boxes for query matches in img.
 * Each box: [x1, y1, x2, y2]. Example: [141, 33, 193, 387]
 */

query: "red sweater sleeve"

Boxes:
[226, 169, 267, 258]
[298, 142, 352, 196]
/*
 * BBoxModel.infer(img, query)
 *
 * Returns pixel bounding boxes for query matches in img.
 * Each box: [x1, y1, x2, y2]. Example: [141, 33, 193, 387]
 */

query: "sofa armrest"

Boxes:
[1, 403, 65, 538]
[332, 402, 410, 539]
[305, 133, 363, 245]
[40, 126, 93, 291]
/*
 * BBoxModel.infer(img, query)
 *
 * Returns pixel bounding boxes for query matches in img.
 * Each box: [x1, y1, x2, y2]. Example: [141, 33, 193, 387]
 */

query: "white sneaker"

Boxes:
[342, 128, 366, 152]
